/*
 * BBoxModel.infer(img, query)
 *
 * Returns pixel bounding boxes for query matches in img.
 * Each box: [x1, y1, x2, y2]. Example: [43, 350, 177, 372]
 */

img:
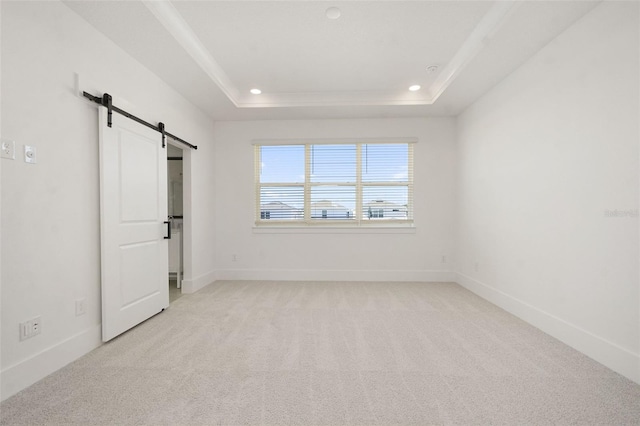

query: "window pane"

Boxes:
[259, 186, 303, 220]
[363, 186, 409, 219]
[260, 145, 304, 183]
[255, 142, 413, 226]
[310, 144, 356, 183]
[362, 144, 409, 182]
[310, 185, 355, 219]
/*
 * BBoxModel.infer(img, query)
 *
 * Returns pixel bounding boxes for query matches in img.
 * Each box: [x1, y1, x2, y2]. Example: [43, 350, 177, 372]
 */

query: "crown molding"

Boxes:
[234, 90, 435, 108]
[142, 0, 241, 106]
[144, 1, 517, 109]
[427, 1, 519, 102]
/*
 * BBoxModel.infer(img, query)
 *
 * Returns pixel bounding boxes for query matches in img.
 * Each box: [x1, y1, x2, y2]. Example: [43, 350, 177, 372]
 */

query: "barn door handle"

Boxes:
[164, 221, 171, 239]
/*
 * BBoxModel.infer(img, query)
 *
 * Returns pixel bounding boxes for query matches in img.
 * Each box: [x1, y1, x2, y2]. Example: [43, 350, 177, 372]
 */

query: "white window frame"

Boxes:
[254, 138, 415, 228]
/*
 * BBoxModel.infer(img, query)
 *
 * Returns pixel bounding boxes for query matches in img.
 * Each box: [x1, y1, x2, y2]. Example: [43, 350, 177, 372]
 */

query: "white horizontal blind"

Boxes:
[255, 142, 413, 226]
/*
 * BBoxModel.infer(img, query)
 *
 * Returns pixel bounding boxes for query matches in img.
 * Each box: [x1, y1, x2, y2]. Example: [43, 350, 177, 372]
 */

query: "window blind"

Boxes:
[255, 142, 414, 226]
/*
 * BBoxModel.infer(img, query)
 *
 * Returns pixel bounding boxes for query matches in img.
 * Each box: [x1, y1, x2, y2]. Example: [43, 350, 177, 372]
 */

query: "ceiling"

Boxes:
[63, 0, 600, 121]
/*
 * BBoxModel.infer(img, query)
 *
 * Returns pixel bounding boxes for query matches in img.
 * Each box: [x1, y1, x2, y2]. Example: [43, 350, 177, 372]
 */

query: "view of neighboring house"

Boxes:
[261, 200, 407, 220]
[363, 200, 408, 219]
[260, 201, 302, 219]
[310, 200, 352, 219]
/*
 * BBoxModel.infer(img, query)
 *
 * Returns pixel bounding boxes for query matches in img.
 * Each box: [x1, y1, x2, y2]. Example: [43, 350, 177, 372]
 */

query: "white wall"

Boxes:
[455, 1, 639, 383]
[0, 1, 3, 398]
[214, 118, 456, 282]
[0, 1, 216, 400]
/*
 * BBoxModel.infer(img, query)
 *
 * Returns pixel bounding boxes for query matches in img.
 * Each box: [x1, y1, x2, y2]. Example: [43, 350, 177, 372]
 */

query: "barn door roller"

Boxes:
[82, 91, 198, 150]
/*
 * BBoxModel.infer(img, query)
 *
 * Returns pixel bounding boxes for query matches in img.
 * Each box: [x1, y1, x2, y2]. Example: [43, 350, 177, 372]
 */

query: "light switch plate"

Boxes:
[24, 145, 36, 164]
[1, 139, 15, 160]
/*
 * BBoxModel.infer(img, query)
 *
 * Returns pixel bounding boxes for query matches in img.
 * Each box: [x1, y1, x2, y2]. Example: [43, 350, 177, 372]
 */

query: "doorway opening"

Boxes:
[167, 142, 184, 303]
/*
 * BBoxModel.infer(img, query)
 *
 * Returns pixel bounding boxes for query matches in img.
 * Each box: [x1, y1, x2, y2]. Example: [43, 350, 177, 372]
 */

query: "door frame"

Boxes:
[168, 138, 192, 293]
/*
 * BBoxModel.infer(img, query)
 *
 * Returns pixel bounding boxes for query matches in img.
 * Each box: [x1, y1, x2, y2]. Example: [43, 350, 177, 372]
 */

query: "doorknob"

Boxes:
[164, 221, 171, 239]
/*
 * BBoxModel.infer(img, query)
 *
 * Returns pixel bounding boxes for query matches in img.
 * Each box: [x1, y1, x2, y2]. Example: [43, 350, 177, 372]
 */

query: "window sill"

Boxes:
[252, 225, 416, 234]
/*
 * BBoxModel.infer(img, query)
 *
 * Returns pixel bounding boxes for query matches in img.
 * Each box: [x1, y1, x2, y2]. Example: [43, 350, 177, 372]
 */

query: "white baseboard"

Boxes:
[181, 270, 217, 293]
[455, 272, 640, 384]
[0, 324, 102, 402]
[216, 268, 454, 282]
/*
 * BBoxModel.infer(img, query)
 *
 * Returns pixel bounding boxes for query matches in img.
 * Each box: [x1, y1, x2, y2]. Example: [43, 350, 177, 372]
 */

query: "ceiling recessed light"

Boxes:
[326, 7, 341, 20]
[409, 85, 421, 92]
[250, 88, 262, 95]
[426, 65, 439, 73]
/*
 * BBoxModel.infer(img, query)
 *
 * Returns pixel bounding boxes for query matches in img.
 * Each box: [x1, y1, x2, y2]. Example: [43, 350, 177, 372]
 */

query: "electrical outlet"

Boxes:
[1, 139, 15, 160]
[232, 254, 238, 262]
[24, 145, 37, 164]
[75, 298, 86, 316]
[19, 316, 42, 341]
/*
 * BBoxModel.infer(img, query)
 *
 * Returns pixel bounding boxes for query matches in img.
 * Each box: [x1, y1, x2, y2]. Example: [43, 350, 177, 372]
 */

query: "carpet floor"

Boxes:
[1, 280, 639, 425]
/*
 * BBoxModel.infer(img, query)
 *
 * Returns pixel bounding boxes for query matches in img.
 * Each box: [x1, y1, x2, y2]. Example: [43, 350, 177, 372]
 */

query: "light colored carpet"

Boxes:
[1, 280, 639, 425]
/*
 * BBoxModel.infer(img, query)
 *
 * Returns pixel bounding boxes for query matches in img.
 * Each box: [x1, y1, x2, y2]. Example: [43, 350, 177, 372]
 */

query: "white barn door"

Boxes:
[99, 108, 169, 342]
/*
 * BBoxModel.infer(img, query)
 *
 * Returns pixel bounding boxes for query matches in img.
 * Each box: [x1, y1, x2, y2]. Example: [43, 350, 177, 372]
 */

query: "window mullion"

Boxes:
[356, 144, 362, 226]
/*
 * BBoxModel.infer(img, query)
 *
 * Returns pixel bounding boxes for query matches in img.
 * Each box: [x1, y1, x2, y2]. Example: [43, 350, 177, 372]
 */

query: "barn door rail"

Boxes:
[82, 91, 197, 150]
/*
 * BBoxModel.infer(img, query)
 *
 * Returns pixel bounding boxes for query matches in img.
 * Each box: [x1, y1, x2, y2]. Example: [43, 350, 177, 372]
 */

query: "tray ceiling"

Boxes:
[64, 0, 600, 120]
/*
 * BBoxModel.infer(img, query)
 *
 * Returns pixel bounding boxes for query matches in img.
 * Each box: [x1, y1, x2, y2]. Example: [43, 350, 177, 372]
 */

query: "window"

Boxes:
[255, 141, 414, 226]
[369, 208, 384, 219]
